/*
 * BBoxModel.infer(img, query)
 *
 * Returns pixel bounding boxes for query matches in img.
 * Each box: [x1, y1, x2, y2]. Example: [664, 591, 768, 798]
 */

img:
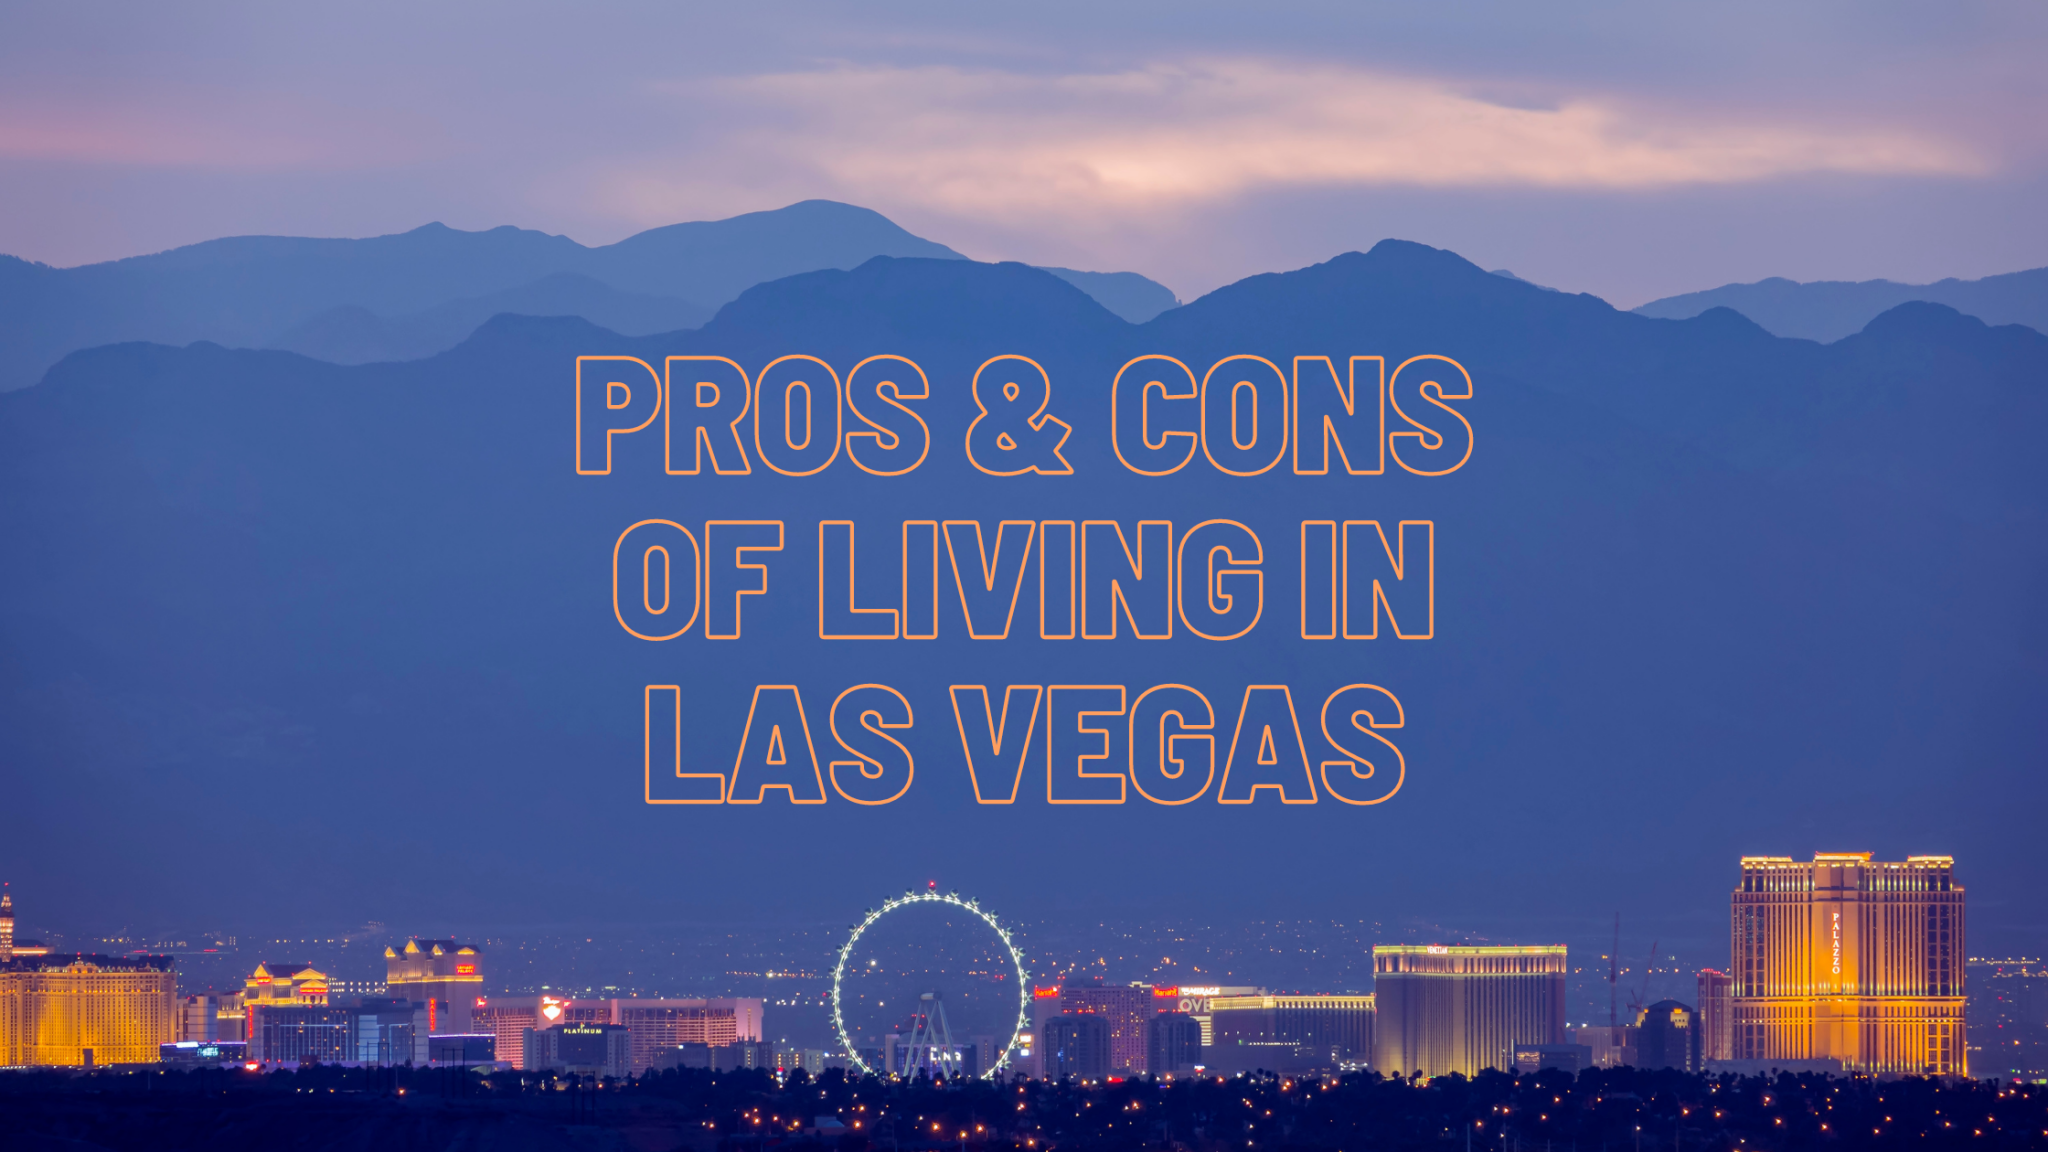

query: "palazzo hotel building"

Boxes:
[1731, 853, 1965, 1076]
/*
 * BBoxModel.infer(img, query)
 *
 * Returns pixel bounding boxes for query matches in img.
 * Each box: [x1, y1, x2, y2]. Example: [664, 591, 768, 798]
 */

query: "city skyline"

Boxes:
[5, 848, 2039, 1081]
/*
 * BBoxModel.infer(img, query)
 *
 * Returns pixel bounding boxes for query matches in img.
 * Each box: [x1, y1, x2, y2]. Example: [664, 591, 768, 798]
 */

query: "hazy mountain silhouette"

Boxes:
[0, 200, 1178, 389]
[272, 273, 714, 364]
[1035, 266, 1179, 322]
[2, 241, 2042, 931]
[1489, 268, 1561, 292]
[1634, 265, 2048, 341]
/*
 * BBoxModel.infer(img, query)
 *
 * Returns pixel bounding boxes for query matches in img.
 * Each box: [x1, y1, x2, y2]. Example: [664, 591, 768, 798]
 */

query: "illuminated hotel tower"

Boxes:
[0, 892, 175, 1065]
[385, 938, 483, 1033]
[1371, 945, 1566, 1079]
[1731, 853, 1965, 1076]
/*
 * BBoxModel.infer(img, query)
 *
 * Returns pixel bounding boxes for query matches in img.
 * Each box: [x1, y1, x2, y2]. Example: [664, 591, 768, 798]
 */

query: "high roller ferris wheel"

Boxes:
[830, 884, 1032, 1080]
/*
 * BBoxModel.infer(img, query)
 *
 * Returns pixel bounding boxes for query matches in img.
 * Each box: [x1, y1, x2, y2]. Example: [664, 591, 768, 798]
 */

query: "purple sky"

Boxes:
[5, 1, 2045, 306]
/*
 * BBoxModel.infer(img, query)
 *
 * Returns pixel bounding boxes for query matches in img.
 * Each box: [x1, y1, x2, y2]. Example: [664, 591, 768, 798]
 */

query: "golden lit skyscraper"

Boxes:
[1731, 853, 1964, 1075]
[385, 938, 483, 1033]
[0, 893, 175, 1066]
[1371, 945, 1566, 1079]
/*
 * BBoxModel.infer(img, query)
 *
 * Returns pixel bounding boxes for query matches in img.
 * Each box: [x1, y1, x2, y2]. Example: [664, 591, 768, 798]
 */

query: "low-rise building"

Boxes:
[1207, 993, 1374, 1074]
[1570, 1023, 1638, 1069]
[160, 1039, 247, 1066]
[1512, 1044, 1593, 1074]
[524, 1021, 631, 1078]
[473, 995, 763, 1071]
[247, 998, 430, 1065]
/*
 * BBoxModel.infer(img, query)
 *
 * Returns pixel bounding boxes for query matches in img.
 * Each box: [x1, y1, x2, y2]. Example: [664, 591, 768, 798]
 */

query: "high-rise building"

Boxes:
[471, 995, 763, 1071]
[1636, 1000, 1701, 1072]
[615, 1000, 758, 1072]
[1146, 1012, 1203, 1076]
[1059, 980, 1153, 1073]
[524, 1021, 631, 1078]
[0, 952, 176, 1066]
[1696, 969, 1734, 1062]
[1041, 1013, 1111, 1081]
[177, 992, 245, 1043]
[1371, 945, 1567, 1079]
[1022, 986, 1064, 1077]
[1965, 958, 2048, 1082]
[385, 939, 483, 1034]
[1731, 853, 1965, 1076]
[1207, 993, 1375, 1074]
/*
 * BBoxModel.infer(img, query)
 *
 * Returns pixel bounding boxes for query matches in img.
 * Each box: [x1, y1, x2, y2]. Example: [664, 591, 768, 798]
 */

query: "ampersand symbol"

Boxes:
[965, 355, 1074, 476]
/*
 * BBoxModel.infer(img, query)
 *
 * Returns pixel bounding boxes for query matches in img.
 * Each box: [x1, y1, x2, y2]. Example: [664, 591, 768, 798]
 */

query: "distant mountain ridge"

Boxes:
[273, 273, 715, 365]
[4, 237, 2042, 917]
[1634, 265, 2048, 342]
[0, 200, 1178, 387]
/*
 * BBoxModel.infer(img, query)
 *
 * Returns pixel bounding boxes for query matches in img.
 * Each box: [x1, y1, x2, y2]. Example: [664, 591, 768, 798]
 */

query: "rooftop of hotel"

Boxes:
[1, 952, 175, 973]
[1371, 944, 1567, 955]
[1740, 853, 1954, 865]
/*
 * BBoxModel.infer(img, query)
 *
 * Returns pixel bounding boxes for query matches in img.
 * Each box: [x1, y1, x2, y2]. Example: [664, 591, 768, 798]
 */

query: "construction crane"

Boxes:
[1628, 939, 1660, 1021]
[1608, 914, 1620, 1032]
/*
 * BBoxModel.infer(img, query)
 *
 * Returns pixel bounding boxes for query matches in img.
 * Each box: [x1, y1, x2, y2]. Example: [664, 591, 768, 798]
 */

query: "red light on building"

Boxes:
[456, 964, 476, 975]
[1033, 987, 1060, 999]
[1152, 987, 1179, 998]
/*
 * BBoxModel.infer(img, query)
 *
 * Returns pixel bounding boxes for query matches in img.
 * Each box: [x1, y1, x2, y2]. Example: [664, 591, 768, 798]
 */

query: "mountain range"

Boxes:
[0, 200, 1180, 388]
[1635, 265, 2048, 342]
[3, 238, 2041, 927]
